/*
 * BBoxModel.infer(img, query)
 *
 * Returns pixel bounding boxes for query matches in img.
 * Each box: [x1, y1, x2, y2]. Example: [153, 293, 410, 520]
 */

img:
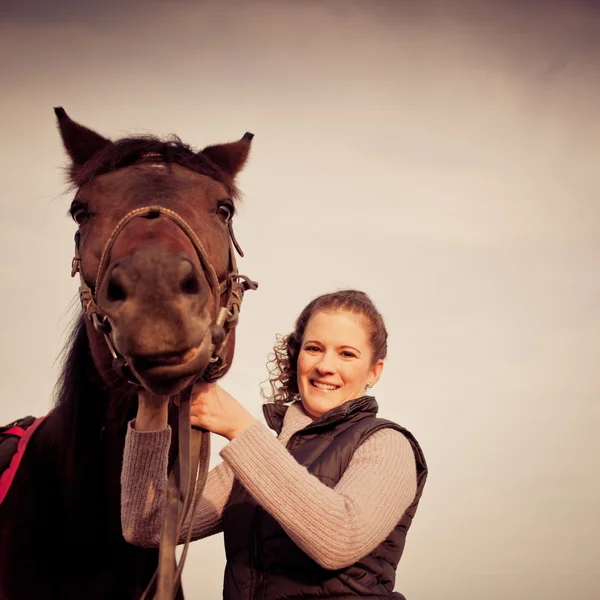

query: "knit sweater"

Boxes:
[121, 401, 417, 570]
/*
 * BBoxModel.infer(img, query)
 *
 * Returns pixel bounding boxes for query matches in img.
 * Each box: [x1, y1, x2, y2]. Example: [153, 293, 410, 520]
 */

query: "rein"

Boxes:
[71, 203, 257, 599]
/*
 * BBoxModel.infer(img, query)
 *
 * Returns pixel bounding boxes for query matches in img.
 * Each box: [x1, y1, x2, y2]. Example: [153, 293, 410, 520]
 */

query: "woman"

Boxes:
[121, 290, 428, 599]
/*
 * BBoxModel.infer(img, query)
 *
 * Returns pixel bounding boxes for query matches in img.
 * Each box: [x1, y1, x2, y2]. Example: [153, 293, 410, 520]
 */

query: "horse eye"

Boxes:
[216, 203, 233, 223]
[70, 205, 89, 225]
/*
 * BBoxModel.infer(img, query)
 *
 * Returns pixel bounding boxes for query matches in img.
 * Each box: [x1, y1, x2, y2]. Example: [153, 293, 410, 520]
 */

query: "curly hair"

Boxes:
[261, 290, 388, 404]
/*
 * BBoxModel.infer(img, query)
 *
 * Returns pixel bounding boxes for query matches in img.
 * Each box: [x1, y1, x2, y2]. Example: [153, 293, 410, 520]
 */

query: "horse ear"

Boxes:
[54, 107, 112, 167]
[200, 132, 254, 177]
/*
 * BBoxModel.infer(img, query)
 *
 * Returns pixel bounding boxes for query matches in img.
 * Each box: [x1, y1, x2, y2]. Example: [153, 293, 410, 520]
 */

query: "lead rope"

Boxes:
[138, 396, 210, 600]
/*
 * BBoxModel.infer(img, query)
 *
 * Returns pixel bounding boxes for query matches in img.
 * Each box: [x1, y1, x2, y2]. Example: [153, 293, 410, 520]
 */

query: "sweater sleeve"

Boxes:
[120, 421, 234, 548]
[220, 421, 417, 570]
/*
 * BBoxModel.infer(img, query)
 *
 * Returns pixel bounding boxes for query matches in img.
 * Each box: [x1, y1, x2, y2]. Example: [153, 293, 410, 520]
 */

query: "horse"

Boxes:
[0, 108, 256, 600]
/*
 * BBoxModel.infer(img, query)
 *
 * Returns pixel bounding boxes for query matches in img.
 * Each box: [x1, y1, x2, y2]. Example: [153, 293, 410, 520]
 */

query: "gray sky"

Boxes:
[1, 1, 599, 598]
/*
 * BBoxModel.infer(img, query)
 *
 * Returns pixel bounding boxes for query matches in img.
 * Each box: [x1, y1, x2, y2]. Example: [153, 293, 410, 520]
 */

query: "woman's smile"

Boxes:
[310, 379, 341, 391]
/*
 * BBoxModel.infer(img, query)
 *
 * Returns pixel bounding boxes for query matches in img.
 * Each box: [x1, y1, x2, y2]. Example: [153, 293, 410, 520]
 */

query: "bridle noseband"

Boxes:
[71, 202, 257, 600]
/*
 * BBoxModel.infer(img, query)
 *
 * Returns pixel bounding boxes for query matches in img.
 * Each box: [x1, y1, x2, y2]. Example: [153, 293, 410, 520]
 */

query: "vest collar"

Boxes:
[262, 395, 378, 435]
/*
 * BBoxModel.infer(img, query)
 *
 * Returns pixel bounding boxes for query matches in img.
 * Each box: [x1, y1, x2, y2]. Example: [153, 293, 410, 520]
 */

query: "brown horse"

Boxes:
[0, 109, 255, 599]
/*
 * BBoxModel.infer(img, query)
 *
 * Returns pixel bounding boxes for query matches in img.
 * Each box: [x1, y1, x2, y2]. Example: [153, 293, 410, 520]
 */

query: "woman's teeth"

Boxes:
[311, 380, 339, 391]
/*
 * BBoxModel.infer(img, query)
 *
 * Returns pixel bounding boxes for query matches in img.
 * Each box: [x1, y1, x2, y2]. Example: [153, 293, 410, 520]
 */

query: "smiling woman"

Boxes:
[268, 291, 388, 418]
[121, 289, 428, 600]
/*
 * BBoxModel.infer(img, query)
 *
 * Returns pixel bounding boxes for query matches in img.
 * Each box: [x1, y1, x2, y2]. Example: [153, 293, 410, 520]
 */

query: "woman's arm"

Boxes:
[220, 423, 417, 570]
[120, 396, 235, 547]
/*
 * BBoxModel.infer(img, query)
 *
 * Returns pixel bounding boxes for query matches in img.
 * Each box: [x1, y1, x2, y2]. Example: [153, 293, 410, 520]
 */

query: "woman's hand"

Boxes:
[188, 383, 257, 441]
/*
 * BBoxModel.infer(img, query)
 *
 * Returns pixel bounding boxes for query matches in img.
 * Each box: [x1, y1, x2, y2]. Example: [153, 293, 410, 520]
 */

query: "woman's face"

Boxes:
[297, 309, 384, 419]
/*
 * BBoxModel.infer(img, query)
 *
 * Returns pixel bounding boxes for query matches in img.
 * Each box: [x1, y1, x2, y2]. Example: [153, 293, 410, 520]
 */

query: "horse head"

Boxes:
[55, 108, 255, 396]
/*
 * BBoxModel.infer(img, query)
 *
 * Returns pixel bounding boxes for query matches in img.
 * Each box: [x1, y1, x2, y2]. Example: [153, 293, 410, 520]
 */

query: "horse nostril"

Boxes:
[180, 272, 200, 295]
[107, 279, 127, 302]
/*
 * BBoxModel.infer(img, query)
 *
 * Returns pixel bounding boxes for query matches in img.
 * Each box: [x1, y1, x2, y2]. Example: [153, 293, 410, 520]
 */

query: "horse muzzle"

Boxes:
[127, 327, 218, 395]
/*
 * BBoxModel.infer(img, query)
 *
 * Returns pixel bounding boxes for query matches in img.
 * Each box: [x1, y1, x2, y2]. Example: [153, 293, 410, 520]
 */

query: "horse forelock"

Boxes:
[68, 135, 241, 201]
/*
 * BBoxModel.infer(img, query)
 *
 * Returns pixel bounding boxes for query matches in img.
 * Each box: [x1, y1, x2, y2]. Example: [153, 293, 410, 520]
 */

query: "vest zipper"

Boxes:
[250, 505, 266, 600]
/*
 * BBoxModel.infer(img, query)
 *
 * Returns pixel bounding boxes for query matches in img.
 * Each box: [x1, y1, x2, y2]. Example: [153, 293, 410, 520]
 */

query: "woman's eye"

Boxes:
[341, 351, 356, 358]
[217, 203, 233, 223]
[305, 346, 320, 353]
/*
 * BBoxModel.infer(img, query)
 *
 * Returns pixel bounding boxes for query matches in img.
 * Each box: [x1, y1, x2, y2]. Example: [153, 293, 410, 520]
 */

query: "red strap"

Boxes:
[0, 415, 48, 505]
[2, 427, 26, 438]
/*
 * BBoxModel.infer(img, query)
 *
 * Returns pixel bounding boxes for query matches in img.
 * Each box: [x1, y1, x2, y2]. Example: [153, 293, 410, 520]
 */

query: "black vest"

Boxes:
[221, 396, 428, 599]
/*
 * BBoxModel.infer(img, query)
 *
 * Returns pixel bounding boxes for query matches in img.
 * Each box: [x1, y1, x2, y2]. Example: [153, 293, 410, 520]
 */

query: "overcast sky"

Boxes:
[1, 1, 599, 598]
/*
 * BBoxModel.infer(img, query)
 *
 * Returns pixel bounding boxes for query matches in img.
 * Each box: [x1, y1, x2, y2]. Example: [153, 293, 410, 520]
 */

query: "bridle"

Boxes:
[72, 204, 257, 384]
[71, 200, 257, 599]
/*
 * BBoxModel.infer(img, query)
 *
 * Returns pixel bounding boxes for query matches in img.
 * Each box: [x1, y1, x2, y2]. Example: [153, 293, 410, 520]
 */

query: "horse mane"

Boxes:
[52, 315, 138, 502]
[69, 135, 241, 200]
